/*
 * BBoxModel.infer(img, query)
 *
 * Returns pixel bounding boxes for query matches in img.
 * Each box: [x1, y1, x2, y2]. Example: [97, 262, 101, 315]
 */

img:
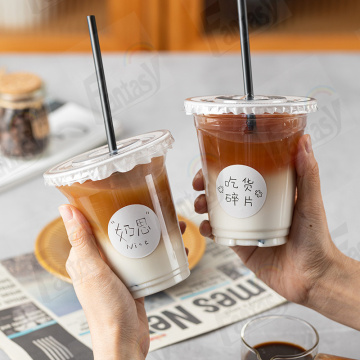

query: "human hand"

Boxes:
[193, 135, 340, 306]
[59, 205, 188, 360]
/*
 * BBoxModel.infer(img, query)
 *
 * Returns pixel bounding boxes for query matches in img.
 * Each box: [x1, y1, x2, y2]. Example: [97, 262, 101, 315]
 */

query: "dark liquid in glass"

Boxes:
[245, 341, 311, 360]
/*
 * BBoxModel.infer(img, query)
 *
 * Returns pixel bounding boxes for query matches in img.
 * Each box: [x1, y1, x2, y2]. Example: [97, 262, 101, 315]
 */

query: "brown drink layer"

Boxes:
[245, 341, 311, 360]
[58, 156, 181, 275]
[195, 114, 306, 176]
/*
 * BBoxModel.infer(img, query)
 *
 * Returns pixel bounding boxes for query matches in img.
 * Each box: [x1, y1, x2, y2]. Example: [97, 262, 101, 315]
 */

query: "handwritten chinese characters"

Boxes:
[114, 214, 151, 243]
[216, 165, 267, 219]
[108, 205, 161, 258]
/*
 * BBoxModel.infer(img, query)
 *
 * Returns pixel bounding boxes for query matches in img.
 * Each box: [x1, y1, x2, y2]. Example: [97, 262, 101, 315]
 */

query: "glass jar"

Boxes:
[0, 72, 49, 158]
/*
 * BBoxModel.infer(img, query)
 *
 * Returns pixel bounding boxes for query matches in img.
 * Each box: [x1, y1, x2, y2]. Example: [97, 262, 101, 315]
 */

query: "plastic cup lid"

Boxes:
[44, 130, 174, 187]
[184, 95, 317, 116]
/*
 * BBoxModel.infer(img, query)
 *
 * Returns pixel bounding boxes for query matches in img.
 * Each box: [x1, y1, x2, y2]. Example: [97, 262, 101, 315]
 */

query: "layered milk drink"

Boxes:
[185, 95, 317, 247]
[44, 130, 190, 298]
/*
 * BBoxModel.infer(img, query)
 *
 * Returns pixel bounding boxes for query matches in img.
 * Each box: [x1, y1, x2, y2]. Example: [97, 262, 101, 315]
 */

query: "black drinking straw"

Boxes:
[237, 0, 256, 131]
[87, 15, 118, 155]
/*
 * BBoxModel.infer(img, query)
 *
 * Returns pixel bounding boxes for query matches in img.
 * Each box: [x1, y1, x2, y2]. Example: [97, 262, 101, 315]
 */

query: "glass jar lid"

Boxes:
[185, 95, 317, 116]
[44, 130, 174, 187]
[0, 72, 42, 98]
[0, 72, 45, 108]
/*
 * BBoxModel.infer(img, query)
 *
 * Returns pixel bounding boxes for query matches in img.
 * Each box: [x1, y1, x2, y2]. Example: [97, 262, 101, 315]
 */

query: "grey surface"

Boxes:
[0, 53, 359, 358]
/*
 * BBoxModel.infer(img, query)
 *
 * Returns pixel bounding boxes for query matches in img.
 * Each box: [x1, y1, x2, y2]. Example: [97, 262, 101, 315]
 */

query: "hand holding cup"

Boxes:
[193, 134, 360, 331]
[59, 205, 187, 360]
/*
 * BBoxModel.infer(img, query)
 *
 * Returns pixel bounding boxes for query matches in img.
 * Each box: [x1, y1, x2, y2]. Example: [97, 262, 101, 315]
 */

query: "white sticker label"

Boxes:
[108, 205, 161, 259]
[216, 165, 267, 218]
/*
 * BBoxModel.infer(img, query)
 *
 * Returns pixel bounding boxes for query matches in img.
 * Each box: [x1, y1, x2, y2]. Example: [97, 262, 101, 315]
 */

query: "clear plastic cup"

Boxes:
[185, 95, 317, 247]
[44, 130, 190, 298]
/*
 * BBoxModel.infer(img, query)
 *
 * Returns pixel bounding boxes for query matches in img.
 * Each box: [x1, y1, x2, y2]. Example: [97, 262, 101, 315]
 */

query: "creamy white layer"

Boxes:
[206, 167, 296, 245]
[94, 227, 189, 297]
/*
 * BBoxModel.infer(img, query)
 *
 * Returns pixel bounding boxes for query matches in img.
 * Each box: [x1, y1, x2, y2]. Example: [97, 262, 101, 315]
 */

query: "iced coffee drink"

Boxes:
[44, 130, 190, 298]
[185, 95, 317, 247]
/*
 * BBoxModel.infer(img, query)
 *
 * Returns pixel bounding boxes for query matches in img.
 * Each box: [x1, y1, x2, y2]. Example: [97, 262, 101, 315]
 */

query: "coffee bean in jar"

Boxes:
[0, 72, 49, 158]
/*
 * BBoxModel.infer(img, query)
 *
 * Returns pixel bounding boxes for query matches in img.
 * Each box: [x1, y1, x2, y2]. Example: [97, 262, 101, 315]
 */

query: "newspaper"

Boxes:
[145, 239, 286, 351]
[0, 212, 286, 358]
[0, 258, 92, 360]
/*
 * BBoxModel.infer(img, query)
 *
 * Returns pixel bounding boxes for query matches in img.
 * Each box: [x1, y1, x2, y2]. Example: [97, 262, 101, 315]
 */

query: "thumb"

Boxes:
[295, 135, 324, 219]
[59, 205, 103, 282]
[59, 205, 99, 255]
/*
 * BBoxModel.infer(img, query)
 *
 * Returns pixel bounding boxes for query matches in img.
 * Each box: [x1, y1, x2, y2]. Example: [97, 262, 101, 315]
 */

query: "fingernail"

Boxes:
[305, 136, 313, 154]
[59, 206, 73, 222]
